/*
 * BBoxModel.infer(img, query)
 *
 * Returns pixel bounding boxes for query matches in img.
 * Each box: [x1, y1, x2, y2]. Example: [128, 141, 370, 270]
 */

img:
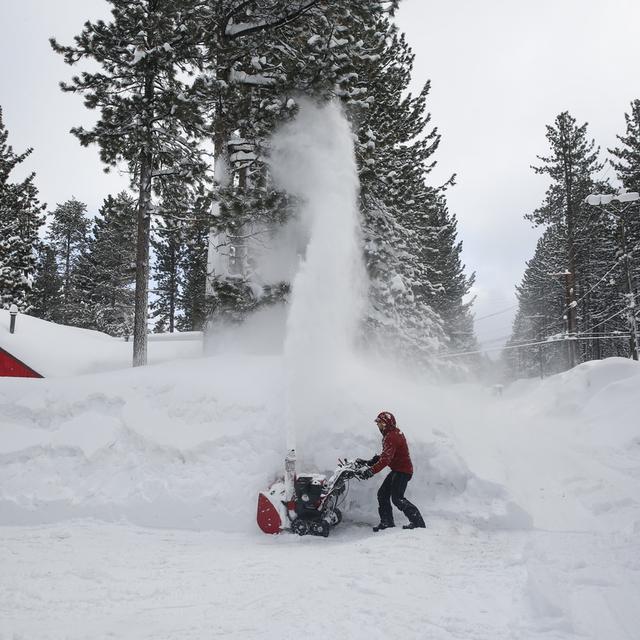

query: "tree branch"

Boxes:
[225, 0, 320, 40]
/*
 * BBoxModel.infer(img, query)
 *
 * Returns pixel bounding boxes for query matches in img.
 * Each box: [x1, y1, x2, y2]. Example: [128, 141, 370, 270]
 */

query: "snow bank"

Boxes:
[0, 347, 538, 532]
[0, 310, 203, 377]
[464, 357, 640, 533]
[1, 324, 638, 535]
[506, 357, 640, 419]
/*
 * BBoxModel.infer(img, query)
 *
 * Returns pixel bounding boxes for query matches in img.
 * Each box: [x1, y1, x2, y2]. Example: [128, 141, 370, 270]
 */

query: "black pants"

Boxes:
[377, 470, 425, 527]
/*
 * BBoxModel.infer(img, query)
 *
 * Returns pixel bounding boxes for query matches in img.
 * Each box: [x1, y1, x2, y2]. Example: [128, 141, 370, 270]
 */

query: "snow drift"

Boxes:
[2, 349, 639, 536]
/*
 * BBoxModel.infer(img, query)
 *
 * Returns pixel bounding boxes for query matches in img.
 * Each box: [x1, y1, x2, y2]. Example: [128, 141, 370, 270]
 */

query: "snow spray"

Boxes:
[269, 100, 368, 476]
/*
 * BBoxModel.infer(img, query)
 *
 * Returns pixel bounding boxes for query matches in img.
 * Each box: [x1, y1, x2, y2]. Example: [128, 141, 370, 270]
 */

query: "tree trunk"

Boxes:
[169, 257, 175, 333]
[563, 154, 578, 369]
[132, 63, 156, 367]
[64, 231, 71, 305]
[205, 61, 231, 304]
[133, 154, 153, 366]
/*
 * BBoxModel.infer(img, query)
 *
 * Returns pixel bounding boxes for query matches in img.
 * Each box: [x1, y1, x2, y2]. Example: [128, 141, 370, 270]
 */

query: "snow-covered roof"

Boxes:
[0, 310, 203, 378]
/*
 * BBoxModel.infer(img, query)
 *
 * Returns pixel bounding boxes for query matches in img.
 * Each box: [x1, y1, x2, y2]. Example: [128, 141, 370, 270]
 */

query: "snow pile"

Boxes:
[0, 352, 530, 531]
[3, 352, 638, 535]
[1, 100, 638, 539]
[0, 309, 203, 377]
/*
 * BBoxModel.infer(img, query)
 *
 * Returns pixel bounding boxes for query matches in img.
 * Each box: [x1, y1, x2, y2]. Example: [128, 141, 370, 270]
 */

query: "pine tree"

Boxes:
[526, 111, 604, 368]
[0, 106, 46, 311]
[505, 227, 567, 378]
[151, 216, 184, 333]
[31, 243, 63, 322]
[610, 99, 640, 193]
[79, 192, 137, 337]
[51, 0, 210, 365]
[351, 17, 464, 366]
[178, 214, 209, 332]
[201, 1, 397, 322]
[609, 100, 640, 339]
[428, 195, 477, 355]
[47, 198, 90, 323]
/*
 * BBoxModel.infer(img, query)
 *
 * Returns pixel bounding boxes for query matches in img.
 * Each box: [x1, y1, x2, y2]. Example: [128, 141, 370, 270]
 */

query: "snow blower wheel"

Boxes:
[310, 520, 330, 537]
[291, 518, 310, 536]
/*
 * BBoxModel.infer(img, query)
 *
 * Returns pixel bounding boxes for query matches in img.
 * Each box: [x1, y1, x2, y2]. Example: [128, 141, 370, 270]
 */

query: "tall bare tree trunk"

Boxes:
[133, 154, 153, 366]
[133, 71, 155, 367]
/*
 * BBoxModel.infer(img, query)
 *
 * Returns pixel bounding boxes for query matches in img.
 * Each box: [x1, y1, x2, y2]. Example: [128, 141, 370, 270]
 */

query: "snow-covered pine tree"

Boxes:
[151, 191, 185, 334]
[427, 194, 477, 357]
[574, 203, 626, 361]
[0, 106, 46, 311]
[610, 100, 640, 193]
[609, 100, 640, 346]
[526, 111, 604, 368]
[352, 17, 464, 367]
[505, 227, 567, 378]
[198, 0, 395, 322]
[46, 198, 90, 323]
[31, 243, 63, 322]
[77, 192, 137, 337]
[51, 0, 210, 365]
[178, 211, 210, 332]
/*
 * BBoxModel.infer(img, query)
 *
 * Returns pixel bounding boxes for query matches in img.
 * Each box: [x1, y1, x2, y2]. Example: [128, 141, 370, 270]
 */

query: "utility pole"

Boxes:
[550, 270, 576, 369]
[565, 271, 578, 368]
[619, 216, 639, 360]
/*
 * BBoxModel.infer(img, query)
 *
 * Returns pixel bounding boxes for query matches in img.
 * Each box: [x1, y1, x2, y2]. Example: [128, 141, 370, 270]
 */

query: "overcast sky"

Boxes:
[2, 0, 640, 350]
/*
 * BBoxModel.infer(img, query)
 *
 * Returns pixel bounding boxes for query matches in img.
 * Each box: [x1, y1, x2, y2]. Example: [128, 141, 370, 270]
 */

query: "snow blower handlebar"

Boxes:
[328, 458, 371, 484]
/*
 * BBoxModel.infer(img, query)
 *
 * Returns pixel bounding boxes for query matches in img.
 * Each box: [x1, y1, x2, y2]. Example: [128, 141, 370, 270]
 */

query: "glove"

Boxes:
[357, 467, 374, 480]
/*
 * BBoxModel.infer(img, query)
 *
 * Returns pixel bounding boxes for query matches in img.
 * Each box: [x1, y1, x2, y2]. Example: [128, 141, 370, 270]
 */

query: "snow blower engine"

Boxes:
[257, 457, 367, 537]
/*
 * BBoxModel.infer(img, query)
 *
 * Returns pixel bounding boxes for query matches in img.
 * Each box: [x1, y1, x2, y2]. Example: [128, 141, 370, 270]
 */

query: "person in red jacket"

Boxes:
[357, 411, 426, 532]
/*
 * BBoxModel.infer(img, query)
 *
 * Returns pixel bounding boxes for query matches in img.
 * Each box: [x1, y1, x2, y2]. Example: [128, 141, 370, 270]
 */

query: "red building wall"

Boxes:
[0, 348, 42, 378]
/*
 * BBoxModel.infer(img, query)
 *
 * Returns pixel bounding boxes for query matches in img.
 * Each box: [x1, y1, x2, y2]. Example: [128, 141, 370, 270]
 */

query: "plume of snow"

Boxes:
[269, 100, 368, 461]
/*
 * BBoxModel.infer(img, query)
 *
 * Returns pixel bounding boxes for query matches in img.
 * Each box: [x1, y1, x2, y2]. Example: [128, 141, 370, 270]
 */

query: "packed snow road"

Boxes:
[2, 518, 638, 639]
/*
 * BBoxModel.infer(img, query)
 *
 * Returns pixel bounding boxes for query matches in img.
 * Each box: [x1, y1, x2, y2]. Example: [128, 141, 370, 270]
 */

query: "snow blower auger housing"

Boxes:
[257, 458, 367, 537]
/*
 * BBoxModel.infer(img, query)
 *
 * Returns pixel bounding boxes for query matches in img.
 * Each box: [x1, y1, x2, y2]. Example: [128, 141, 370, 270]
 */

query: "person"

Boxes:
[357, 411, 426, 532]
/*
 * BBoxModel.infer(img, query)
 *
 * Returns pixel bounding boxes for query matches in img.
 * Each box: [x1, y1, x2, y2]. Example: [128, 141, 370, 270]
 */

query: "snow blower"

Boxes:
[257, 455, 367, 537]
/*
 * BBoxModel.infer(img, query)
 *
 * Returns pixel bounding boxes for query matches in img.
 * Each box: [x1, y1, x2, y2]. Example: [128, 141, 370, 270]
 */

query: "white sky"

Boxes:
[2, 0, 640, 351]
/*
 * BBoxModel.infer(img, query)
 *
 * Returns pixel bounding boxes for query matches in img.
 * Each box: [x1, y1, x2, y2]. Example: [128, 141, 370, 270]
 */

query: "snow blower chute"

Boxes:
[257, 452, 366, 537]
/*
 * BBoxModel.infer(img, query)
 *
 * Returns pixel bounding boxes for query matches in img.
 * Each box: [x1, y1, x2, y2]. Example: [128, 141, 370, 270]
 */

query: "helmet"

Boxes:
[375, 411, 396, 429]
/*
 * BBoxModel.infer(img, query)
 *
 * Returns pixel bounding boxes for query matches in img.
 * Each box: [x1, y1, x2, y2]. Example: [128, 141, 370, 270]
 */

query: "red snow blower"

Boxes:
[257, 452, 366, 537]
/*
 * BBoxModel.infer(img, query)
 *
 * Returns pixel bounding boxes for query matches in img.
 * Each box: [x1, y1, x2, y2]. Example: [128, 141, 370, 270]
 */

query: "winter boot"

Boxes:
[402, 503, 426, 529]
[372, 522, 395, 532]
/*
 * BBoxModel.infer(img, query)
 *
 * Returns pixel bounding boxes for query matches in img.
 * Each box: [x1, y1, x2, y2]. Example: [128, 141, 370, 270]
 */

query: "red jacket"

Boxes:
[371, 425, 413, 475]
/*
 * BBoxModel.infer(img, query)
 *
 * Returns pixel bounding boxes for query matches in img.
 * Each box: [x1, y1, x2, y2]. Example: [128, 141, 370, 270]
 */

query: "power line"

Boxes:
[437, 333, 633, 359]
[469, 235, 640, 346]
[588, 306, 630, 332]
[561, 237, 640, 315]
[474, 304, 518, 322]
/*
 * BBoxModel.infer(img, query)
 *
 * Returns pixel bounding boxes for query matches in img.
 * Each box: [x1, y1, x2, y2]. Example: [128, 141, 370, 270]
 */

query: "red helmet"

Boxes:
[375, 411, 396, 429]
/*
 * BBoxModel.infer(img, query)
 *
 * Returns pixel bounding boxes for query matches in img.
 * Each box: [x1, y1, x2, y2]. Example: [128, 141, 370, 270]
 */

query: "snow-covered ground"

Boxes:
[1, 353, 639, 639]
